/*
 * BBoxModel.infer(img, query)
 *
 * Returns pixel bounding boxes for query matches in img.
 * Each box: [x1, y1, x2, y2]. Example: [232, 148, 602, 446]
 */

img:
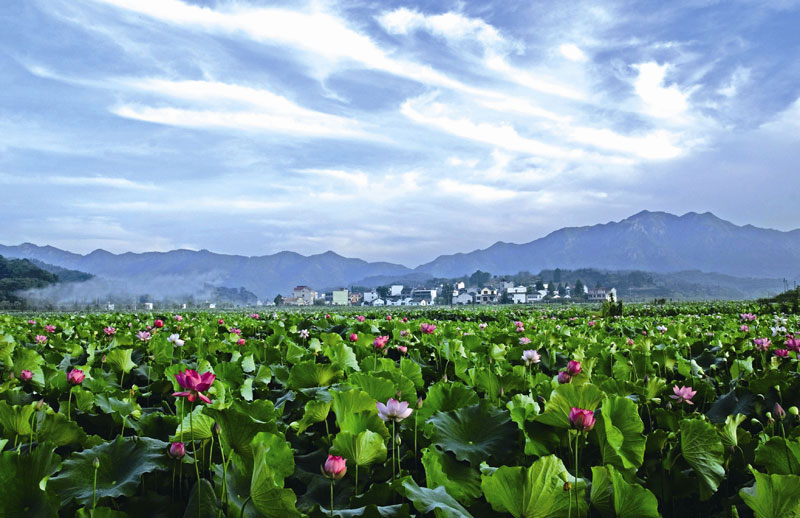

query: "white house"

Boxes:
[390, 285, 404, 297]
[455, 281, 466, 290]
[293, 286, 317, 305]
[478, 287, 498, 304]
[507, 286, 527, 304]
[454, 292, 474, 305]
[372, 298, 385, 306]
[363, 291, 378, 303]
[527, 292, 544, 303]
[588, 288, 618, 302]
[411, 288, 437, 302]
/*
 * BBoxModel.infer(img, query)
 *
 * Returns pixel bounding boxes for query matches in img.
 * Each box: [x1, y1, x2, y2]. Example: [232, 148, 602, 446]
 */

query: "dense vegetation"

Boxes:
[0, 254, 59, 305]
[1, 304, 799, 517]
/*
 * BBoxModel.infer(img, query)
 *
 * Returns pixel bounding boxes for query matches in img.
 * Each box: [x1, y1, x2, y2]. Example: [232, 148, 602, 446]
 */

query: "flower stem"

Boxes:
[392, 420, 396, 482]
[67, 387, 73, 421]
[190, 404, 201, 518]
[92, 463, 99, 509]
[574, 432, 581, 518]
[330, 479, 334, 518]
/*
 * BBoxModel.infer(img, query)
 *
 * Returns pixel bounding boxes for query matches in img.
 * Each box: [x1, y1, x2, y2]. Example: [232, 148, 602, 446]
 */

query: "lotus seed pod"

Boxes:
[789, 406, 799, 416]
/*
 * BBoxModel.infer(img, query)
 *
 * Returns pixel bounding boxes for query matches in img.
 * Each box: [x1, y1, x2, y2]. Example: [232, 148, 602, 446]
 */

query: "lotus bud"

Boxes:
[443, 374, 448, 382]
[169, 442, 186, 459]
[416, 397, 424, 409]
[396, 390, 403, 399]
[395, 434, 402, 445]
[36, 399, 45, 411]
[499, 386, 504, 398]
[774, 403, 786, 420]
[93, 457, 100, 469]
[213, 422, 221, 435]
[767, 411, 774, 423]
[322, 455, 347, 480]
[665, 401, 672, 410]
[563, 481, 572, 491]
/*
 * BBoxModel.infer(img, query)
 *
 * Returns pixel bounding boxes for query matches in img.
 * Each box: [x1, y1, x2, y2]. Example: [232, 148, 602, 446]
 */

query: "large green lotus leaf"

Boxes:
[347, 373, 397, 404]
[481, 455, 587, 518]
[400, 358, 424, 390]
[49, 436, 170, 506]
[95, 395, 135, 418]
[590, 465, 660, 518]
[291, 400, 332, 434]
[250, 486, 301, 518]
[332, 389, 376, 419]
[332, 430, 387, 467]
[308, 504, 411, 518]
[755, 437, 800, 475]
[371, 371, 416, 404]
[12, 346, 45, 388]
[251, 432, 295, 488]
[740, 468, 800, 518]
[324, 341, 360, 372]
[428, 402, 517, 466]
[680, 418, 725, 500]
[288, 361, 343, 389]
[0, 445, 61, 518]
[105, 349, 136, 374]
[719, 414, 747, 451]
[37, 411, 88, 447]
[183, 479, 221, 518]
[416, 382, 479, 424]
[507, 394, 540, 430]
[536, 383, 604, 429]
[421, 447, 482, 505]
[596, 396, 646, 470]
[0, 400, 35, 437]
[170, 405, 215, 442]
[204, 402, 278, 470]
[397, 477, 474, 518]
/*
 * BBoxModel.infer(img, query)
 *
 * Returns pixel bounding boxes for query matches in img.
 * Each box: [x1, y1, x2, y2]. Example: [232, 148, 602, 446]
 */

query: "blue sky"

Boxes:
[1, 0, 799, 266]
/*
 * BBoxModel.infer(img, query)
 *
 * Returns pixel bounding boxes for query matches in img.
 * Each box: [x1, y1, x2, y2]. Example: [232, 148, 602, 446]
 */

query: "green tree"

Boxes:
[574, 279, 586, 301]
[376, 286, 391, 299]
[274, 294, 284, 306]
[535, 280, 545, 291]
[553, 268, 562, 283]
[469, 270, 492, 288]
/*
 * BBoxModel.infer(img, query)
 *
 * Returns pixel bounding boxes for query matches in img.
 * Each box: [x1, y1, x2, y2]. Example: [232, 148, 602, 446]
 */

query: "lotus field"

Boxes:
[2, 305, 800, 517]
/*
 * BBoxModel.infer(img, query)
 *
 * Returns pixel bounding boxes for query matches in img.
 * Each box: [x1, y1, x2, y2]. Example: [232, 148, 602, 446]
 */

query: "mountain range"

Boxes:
[1, 211, 798, 300]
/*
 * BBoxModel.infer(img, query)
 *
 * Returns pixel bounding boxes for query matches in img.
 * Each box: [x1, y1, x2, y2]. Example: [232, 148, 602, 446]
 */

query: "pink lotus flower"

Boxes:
[519, 337, 531, 345]
[104, 326, 115, 335]
[397, 345, 408, 354]
[740, 325, 750, 332]
[67, 369, 85, 385]
[20, 370, 33, 381]
[174, 315, 183, 322]
[402, 317, 408, 322]
[167, 334, 185, 347]
[173, 370, 216, 404]
[44, 325, 56, 333]
[420, 323, 436, 334]
[566, 360, 582, 376]
[626, 338, 635, 346]
[230, 328, 242, 335]
[28, 319, 36, 325]
[35, 335, 47, 344]
[775, 349, 790, 358]
[349, 333, 358, 342]
[741, 313, 757, 321]
[557, 371, 572, 384]
[137, 331, 151, 342]
[754, 338, 771, 351]
[786, 337, 800, 352]
[521, 349, 540, 365]
[154, 319, 164, 328]
[588, 321, 595, 327]
[250, 313, 260, 319]
[237, 338, 246, 346]
[356, 315, 365, 323]
[325, 314, 331, 319]
[372, 336, 389, 350]
[670, 385, 697, 405]
[322, 455, 347, 479]
[569, 408, 596, 431]
[299, 329, 310, 339]
[479, 323, 487, 330]
[386, 315, 392, 321]
[376, 398, 413, 422]
[168, 442, 186, 459]
[400, 330, 408, 336]
[218, 319, 225, 325]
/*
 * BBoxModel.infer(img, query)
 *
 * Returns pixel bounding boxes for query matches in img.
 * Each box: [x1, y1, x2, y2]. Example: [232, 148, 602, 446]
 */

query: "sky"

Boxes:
[1, 0, 799, 267]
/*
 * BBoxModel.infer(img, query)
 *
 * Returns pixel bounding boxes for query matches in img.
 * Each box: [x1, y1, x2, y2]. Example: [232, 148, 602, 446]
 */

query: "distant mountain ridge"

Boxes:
[0, 243, 412, 298]
[413, 211, 800, 279]
[1, 211, 798, 298]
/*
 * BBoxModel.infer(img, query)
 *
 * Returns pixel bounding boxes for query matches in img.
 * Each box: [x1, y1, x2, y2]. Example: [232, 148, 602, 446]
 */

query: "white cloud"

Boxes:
[717, 66, 750, 98]
[632, 62, 690, 119]
[0, 173, 159, 190]
[559, 43, 588, 62]
[568, 127, 683, 160]
[377, 8, 522, 56]
[437, 178, 517, 202]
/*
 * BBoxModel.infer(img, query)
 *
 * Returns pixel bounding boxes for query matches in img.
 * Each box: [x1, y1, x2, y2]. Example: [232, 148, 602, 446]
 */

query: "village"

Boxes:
[277, 281, 618, 307]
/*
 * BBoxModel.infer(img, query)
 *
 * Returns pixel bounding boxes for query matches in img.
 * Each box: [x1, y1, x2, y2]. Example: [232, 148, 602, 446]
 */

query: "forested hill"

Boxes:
[0, 254, 92, 306]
